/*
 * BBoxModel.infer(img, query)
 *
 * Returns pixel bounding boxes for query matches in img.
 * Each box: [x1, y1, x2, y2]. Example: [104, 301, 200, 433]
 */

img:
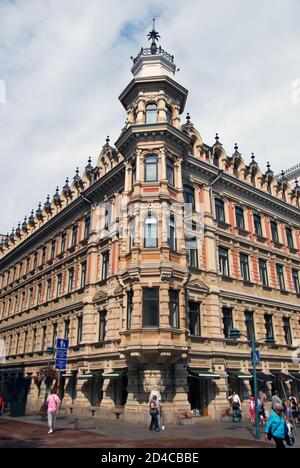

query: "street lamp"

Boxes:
[229, 328, 275, 440]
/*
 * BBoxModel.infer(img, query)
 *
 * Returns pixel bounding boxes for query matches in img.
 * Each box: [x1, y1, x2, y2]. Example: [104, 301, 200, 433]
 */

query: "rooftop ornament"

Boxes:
[28, 210, 36, 228]
[266, 161, 273, 175]
[44, 195, 52, 215]
[63, 177, 72, 199]
[233, 143, 241, 158]
[85, 157, 94, 181]
[15, 223, 21, 238]
[22, 216, 28, 233]
[53, 187, 62, 207]
[36, 203, 44, 221]
[131, 19, 174, 65]
[214, 133, 222, 146]
[73, 167, 84, 191]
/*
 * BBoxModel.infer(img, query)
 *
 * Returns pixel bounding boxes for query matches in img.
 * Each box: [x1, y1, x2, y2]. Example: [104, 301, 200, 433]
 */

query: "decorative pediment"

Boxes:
[187, 278, 209, 293]
[92, 290, 108, 303]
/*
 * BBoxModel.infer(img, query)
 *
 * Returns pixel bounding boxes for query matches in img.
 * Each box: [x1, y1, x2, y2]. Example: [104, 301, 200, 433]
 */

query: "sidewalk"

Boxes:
[0, 413, 287, 448]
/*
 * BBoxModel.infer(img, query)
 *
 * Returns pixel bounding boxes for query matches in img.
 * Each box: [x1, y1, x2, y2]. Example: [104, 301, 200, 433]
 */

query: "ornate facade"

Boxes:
[1, 26, 300, 424]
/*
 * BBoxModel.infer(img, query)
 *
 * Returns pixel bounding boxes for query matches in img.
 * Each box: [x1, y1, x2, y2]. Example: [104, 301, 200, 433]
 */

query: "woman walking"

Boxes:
[228, 392, 242, 423]
[264, 403, 286, 449]
[149, 394, 160, 432]
[248, 395, 255, 424]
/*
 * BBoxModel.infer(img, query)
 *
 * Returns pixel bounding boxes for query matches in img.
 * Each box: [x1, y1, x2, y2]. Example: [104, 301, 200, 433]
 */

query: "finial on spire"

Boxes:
[106, 136, 110, 145]
[186, 113, 191, 123]
[147, 18, 161, 55]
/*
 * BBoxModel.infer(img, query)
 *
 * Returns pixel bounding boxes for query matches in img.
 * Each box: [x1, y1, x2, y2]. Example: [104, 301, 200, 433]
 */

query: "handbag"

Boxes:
[285, 422, 295, 447]
[149, 406, 159, 416]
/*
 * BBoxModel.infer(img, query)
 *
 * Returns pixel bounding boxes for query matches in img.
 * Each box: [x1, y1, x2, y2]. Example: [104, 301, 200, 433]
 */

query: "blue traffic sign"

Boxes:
[56, 338, 69, 350]
[55, 338, 69, 370]
[251, 350, 260, 365]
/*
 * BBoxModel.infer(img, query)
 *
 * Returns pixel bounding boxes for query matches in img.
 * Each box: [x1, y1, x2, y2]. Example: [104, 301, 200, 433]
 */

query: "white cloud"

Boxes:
[0, 0, 300, 233]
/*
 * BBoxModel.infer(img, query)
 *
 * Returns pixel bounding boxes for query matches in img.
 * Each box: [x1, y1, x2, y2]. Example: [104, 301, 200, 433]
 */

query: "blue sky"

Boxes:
[0, 0, 300, 234]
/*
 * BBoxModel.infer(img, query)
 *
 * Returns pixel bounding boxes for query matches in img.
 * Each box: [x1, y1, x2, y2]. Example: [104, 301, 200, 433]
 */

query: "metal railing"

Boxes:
[132, 46, 174, 65]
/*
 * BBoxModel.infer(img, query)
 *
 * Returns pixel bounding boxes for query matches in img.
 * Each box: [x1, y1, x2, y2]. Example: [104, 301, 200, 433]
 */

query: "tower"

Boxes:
[115, 21, 193, 422]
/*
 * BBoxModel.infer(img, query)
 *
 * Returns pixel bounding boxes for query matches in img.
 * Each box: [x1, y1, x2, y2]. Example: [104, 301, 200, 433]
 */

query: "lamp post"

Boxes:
[229, 328, 275, 440]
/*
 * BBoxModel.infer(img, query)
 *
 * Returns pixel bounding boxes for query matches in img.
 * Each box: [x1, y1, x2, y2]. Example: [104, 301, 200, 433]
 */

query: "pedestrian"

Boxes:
[149, 394, 160, 432]
[289, 397, 299, 424]
[0, 393, 4, 416]
[257, 396, 266, 426]
[264, 403, 286, 449]
[46, 388, 61, 434]
[228, 392, 242, 423]
[272, 390, 282, 410]
[282, 400, 292, 422]
[248, 395, 255, 424]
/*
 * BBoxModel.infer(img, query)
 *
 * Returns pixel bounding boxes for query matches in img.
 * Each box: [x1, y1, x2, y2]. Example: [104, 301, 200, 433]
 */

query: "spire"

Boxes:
[147, 19, 161, 55]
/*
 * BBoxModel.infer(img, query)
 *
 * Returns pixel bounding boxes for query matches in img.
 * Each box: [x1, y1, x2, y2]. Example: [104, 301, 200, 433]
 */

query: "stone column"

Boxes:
[74, 377, 91, 410]
[124, 366, 141, 413]
[100, 378, 115, 409]
[26, 377, 39, 412]
[160, 147, 167, 181]
[136, 96, 145, 124]
[172, 362, 190, 412]
[63, 377, 74, 406]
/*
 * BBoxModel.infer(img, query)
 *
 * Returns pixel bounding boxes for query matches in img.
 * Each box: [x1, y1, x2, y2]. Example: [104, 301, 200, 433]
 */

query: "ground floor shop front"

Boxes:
[2, 360, 300, 424]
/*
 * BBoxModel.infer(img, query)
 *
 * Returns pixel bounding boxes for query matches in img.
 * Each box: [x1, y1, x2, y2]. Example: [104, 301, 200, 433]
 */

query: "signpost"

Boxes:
[55, 339, 69, 397]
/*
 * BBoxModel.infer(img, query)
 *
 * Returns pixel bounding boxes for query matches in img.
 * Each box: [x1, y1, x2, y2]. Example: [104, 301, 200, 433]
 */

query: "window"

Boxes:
[21, 291, 26, 311]
[165, 106, 172, 124]
[130, 219, 136, 250]
[79, 262, 86, 289]
[219, 247, 230, 277]
[64, 320, 70, 341]
[104, 208, 110, 230]
[29, 288, 34, 308]
[142, 288, 159, 328]
[51, 240, 56, 259]
[132, 161, 136, 185]
[169, 290, 179, 329]
[37, 284, 42, 304]
[145, 103, 158, 124]
[84, 215, 91, 240]
[57, 274, 62, 297]
[276, 264, 286, 291]
[168, 215, 176, 251]
[292, 270, 300, 294]
[52, 323, 57, 348]
[68, 268, 74, 293]
[253, 214, 263, 237]
[144, 213, 158, 248]
[240, 253, 250, 282]
[235, 207, 245, 231]
[184, 186, 195, 212]
[26, 257, 30, 274]
[270, 221, 279, 243]
[41, 326, 47, 351]
[61, 232, 67, 253]
[127, 291, 134, 329]
[188, 302, 201, 336]
[42, 245, 47, 264]
[166, 158, 174, 186]
[286, 227, 294, 249]
[33, 251, 38, 269]
[23, 331, 28, 354]
[283, 317, 292, 346]
[245, 311, 255, 341]
[99, 311, 107, 342]
[77, 316, 83, 344]
[102, 252, 109, 280]
[215, 199, 225, 223]
[259, 259, 269, 287]
[46, 279, 52, 302]
[71, 225, 78, 247]
[265, 314, 274, 342]
[222, 308, 233, 339]
[144, 155, 158, 182]
[186, 235, 198, 268]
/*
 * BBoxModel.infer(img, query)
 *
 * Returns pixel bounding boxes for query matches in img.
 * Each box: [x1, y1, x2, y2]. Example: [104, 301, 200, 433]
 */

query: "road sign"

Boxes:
[56, 339, 69, 350]
[55, 338, 69, 370]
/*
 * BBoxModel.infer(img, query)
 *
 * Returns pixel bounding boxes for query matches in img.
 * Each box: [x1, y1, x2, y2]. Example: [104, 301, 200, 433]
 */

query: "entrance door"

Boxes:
[188, 376, 209, 416]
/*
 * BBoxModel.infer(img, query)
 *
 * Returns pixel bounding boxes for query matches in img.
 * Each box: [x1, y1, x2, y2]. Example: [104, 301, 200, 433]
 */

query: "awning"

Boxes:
[102, 370, 127, 380]
[228, 371, 252, 380]
[189, 370, 220, 380]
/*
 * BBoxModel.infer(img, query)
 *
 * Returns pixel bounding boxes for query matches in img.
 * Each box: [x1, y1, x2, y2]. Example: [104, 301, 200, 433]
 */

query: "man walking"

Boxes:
[47, 389, 61, 434]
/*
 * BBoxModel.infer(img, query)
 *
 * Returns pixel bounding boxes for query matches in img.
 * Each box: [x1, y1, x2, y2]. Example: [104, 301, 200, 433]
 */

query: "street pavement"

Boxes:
[0, 414, 294, 448]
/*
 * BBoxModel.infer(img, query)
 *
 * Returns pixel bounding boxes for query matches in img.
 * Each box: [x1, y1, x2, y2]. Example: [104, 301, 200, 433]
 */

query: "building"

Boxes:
[278, 164, 300, 184]
[1, 24, 300, 424]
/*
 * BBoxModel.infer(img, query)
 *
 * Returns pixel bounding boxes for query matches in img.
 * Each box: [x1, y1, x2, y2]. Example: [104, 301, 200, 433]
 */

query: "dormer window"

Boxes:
[145, 103, 158, 124]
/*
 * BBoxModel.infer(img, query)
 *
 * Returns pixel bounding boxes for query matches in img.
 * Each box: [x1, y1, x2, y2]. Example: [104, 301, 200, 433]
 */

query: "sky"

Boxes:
[0, 0, 300, 234]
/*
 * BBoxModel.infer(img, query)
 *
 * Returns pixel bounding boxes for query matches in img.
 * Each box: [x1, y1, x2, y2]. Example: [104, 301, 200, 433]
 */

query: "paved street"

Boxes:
[0, 414, 293, 448]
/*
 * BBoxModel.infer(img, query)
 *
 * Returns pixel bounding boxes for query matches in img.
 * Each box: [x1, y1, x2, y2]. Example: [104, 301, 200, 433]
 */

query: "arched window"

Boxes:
[145, 103, 158, 124]
[144, 155, 158, 182]
[168, 215, 176, 251]
[166, 157, 174, 186]
[144, 213, 158, 248]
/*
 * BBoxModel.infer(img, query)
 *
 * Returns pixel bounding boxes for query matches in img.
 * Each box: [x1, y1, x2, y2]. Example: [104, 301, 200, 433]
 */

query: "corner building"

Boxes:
[1, 27, 300, 424]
